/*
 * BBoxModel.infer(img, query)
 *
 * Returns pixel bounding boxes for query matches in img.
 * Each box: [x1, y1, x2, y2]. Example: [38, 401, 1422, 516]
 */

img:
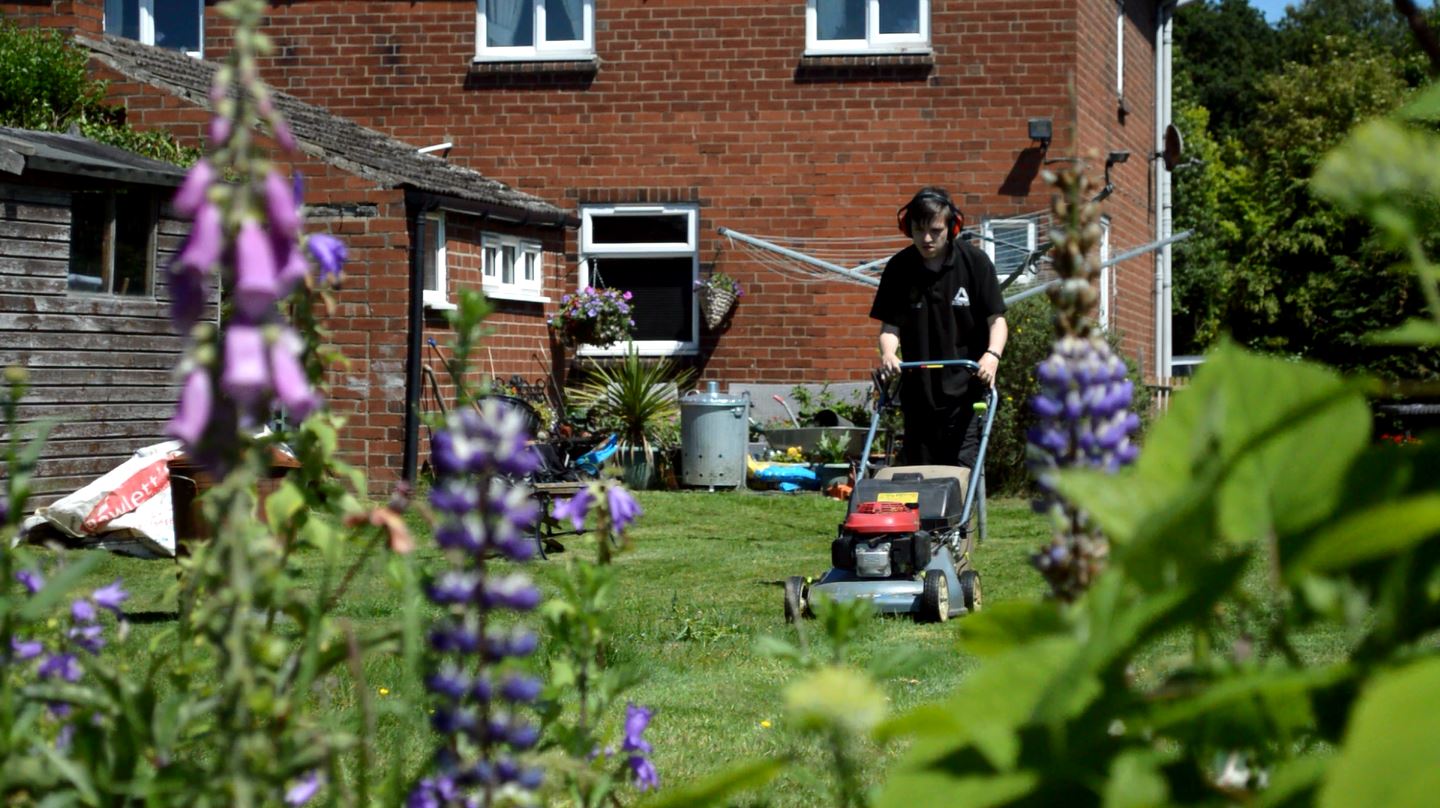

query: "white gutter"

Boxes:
[1154, 0, 1190, 382]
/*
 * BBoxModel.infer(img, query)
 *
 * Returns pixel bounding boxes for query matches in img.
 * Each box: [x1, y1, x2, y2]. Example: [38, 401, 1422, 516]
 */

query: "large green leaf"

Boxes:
[1312, 119, 1440, 240]
[1319, 657, 1440, 808]
[1365, 317, 1440, 346]
[1102, 750, 1169, 808]
[1286, 494, 1440, 577]
[635, 757, 787, 808]
[875, 770, 1039, 808]
[957, 600, 1069, 657]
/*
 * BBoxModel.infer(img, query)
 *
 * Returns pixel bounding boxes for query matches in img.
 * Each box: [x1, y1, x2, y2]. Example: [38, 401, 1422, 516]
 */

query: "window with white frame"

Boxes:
[421, 213, 448, 307]
[982, 219, 1038, 284]
[580, 204, 699, 355]
[1098, 217, 1113, 330]
[476, 0, 594, 62]
[806, 0, 930, 55]
[482, 233, 544, 299]
[68, 189, 155, 296]
[104, 0, 203, 56]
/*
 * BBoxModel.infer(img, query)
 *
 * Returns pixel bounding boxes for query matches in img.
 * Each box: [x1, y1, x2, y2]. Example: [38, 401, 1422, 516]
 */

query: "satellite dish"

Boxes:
[1162, 123, 1184, 172]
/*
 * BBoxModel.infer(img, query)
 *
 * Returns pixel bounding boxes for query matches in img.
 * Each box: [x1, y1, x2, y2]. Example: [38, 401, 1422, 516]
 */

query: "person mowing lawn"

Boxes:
[870, 187, 1009, 468]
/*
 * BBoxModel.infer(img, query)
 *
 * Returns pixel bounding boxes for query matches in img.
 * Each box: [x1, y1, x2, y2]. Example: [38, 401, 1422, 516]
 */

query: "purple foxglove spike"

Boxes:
[172, 160, 215, 218]
[434, 517, 485, 552]
[233, 221, 281, 321]
[307, 234, 347, 284]
[264, 171, 301, 242]
[167, 261, 208, 331]
[220, 324, 270, 406]
[269, 329, 322, 420]
[178, 203, 223, 274]
[507, 629, 538, 658]
[1116, 442, 1140, 465]
[429, 480, 479, 515]
[606, 484, 643, 534]
[167, 369, 213, 446]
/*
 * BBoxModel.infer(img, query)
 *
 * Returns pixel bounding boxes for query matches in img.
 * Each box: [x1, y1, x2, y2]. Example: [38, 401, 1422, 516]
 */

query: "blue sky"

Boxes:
[1248, 0, 1295, 24]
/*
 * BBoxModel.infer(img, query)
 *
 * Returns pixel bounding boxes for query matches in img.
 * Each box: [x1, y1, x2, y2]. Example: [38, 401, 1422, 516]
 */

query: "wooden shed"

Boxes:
[0, 126, 207, 508]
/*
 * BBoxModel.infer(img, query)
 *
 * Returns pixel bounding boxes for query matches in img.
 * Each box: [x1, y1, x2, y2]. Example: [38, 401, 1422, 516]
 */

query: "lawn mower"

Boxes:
[784, 359, 997, 623]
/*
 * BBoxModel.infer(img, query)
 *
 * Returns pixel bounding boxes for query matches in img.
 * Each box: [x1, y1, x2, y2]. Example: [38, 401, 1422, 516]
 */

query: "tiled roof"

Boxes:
[78, 34, 572, 226]
[0, 125, 190, 186]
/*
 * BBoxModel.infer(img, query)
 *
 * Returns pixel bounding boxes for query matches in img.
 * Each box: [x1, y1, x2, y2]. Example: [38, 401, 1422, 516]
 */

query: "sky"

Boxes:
[1248, 0, 1295, 24]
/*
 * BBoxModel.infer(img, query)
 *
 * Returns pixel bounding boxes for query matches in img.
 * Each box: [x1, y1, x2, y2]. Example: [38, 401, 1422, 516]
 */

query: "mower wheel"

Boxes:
[920, 569, 949, 623]
[784, 576, 808, 624]
[959, 569, 982, 613]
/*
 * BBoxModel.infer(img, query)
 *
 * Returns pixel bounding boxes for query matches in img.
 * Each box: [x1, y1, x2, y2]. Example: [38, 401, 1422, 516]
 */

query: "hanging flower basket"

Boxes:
[696, 272, 743, 331]
[549, 287, 636, 348]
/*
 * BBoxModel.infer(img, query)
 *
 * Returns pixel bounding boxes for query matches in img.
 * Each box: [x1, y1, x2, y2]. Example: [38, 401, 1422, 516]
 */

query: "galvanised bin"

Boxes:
[680, 382, 750, 490]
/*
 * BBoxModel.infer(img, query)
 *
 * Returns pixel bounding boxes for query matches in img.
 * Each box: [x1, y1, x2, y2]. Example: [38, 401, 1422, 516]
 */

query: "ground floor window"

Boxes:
[482, 233, 544, 299]
[1098, 217, 1113, 330]
[68, 189, 154, 296]
[579, 204, 698, 355]
[982, 218, 1038, 286]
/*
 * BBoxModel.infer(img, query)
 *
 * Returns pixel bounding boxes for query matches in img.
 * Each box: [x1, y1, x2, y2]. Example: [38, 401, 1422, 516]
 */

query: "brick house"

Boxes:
[3, 0, 1185, 492]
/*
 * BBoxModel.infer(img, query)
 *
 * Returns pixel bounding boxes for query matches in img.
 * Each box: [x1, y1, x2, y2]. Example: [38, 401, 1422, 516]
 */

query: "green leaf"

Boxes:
[876, 770, 1039, 808]
[1398, 80, 1440, 121]
[1319, 657, 1440, 808]
[1254, 754, 1331, 808]
[635, 757, 786, 808]
[1103, 750, 1169, 808]
[958, 600, 1069, 657]
[264, 479, 305, 535]
[1287, 494, 1440, 577]
[38, 742, 99, 805]
[1365, 317, 1440, 346]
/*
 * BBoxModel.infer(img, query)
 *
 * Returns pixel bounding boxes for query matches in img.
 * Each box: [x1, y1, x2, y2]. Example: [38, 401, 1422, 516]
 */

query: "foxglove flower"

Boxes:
[167, 259, 209, 332]
[233, 220, 281, 321]
[221, 324, 270, 405]
[173, 159, 215, 218]
[177, 202, 223, 274]
[168, 368, 213, 446]
[269, 329, 322, 420]
[411, 401, 545, 805]
[264, 171, 301, 242]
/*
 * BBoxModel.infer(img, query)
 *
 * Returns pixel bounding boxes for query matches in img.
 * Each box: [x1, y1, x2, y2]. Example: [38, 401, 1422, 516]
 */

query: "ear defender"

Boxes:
[896, 191, 964, 239]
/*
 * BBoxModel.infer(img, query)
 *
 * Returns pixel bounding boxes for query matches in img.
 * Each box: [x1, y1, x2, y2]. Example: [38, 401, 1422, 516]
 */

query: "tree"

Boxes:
[1174, 0, 1282, 139]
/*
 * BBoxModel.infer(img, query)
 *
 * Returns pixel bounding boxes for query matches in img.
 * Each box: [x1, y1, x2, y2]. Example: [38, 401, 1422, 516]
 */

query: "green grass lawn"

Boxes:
[30, 490, 1355, 805]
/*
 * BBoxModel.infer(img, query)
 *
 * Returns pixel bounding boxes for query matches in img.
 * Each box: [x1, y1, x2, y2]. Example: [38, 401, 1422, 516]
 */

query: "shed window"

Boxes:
[807, 0, 930, 55]
[68, 189, 155, 296]
[105, 0, 203, 56]
[476, 0, 594, 62]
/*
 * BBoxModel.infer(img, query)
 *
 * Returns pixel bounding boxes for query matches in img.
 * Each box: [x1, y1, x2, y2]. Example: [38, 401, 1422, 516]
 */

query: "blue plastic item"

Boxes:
[574, 434, 620, 476]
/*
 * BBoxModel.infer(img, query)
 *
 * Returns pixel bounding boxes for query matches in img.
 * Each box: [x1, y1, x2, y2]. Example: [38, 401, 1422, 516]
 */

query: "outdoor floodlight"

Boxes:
[1028, 118, 1053, 148]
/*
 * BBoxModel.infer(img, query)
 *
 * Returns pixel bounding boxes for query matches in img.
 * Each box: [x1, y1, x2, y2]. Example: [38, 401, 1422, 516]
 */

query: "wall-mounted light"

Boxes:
[1028, 118, 1053, 150]
[1093, 150, 1131, 202]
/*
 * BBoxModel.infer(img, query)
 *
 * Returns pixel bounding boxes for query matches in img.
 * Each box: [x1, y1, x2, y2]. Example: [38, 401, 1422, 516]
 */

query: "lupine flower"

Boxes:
[622, 703, 660, 792]
[168, 368, 213, 446]
[410, 401, 546, 805]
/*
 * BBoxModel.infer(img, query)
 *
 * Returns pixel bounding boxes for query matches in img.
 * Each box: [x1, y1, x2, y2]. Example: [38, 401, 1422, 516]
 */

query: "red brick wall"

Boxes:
[194, 0, 1156, 389]
[0, 0, 102, 34]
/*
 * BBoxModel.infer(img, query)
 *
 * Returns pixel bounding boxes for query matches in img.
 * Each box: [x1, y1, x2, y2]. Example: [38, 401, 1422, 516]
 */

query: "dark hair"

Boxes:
[903, 186, 959, 234]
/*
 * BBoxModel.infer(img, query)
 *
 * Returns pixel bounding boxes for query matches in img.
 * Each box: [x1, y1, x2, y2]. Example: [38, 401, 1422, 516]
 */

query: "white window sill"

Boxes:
[578, 343, 699, 358]
[423, 293, 457, 312]
[482, 287, 550, 305]
[472, 51, 597, 63]
[802, 45, 932, 57]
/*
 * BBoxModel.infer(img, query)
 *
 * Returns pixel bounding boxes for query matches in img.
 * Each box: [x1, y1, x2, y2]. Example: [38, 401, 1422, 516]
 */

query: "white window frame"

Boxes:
[481, 233, 546, 303]
[982, 218, 1039, 285]
[475, 0, 595, 63]
[1098, 217, 1113, 330]
[805, 0, 931, 56]
[421, 213, 451, 310]
[104, 0, 204, 57]
[579, 204, 700, 357]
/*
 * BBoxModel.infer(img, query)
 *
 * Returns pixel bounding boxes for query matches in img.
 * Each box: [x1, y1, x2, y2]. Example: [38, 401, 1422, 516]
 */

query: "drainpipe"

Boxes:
[1154, 1, 1187, 382]
[402, 200, 434, 483]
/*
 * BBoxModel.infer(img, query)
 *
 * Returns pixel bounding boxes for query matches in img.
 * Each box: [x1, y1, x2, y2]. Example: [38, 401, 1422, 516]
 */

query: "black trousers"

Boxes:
[901, 394, 985, 469]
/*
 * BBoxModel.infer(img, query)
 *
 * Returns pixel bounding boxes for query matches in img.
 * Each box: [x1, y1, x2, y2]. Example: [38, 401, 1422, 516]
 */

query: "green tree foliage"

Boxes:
[1276, 0, 1417, 63]
[0, 20, 196, 165]
[1174, 0, 1282, 139]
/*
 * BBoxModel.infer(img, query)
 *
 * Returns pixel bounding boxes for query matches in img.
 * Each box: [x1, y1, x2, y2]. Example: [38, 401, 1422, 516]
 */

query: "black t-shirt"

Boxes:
[869, 240, 1006, 413]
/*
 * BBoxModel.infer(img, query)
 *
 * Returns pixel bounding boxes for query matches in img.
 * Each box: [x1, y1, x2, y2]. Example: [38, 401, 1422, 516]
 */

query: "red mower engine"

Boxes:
[831, 501, 932, 579]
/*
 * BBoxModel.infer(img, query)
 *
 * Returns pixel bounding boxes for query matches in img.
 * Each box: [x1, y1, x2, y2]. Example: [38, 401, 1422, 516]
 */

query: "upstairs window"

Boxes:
[421, 213, 449, 309]
[476, 0, 595, 62]
[482, 234, 544, 301]
[982, 219, 1039, 286]
[580, 205, 699, 356]
[806, 0, 930, 56]
[104, 0, 203, 56]
[68, 189, 155, 296]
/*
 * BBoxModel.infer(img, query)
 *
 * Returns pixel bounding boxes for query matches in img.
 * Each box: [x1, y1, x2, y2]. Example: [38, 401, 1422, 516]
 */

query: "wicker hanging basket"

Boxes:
[700, 285, 737, 330]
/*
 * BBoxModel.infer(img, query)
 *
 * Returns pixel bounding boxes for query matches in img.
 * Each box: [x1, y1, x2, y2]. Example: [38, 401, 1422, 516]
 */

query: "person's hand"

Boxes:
[977, 352, 999, 387]
[879, 353, 902, 379]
